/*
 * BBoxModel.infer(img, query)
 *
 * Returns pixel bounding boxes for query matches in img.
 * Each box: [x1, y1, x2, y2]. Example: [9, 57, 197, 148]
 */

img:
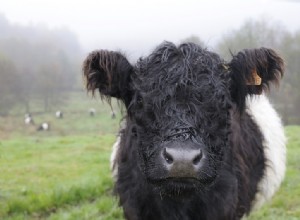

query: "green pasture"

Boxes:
[0, 93, 299, 219]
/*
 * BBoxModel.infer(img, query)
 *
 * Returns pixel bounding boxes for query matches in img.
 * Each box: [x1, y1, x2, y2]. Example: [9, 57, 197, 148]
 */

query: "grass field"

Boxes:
[0, 92, 299, 219]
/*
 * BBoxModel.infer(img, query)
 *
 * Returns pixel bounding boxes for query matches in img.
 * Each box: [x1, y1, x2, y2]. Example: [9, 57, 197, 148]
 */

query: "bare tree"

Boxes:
[0, 54, 19, 115]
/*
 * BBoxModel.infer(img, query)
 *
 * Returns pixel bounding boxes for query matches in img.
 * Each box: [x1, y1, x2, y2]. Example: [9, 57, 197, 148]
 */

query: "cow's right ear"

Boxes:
[228, 47, 284, 112]
[82, 50, 133, 105]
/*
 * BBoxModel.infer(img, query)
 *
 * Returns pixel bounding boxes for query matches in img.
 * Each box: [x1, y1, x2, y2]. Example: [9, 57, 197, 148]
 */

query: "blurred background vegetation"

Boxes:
[0, 14, 81, 116]
[183, 19, 300, 125]
[1, 15, 300, 124]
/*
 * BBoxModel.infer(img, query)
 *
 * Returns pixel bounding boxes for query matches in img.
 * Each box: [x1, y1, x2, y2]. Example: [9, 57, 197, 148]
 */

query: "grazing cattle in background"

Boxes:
[89, 108, 96, 116]
[55, 111, 63, 119]
[83, 42, 286, 220]
[24, 114, 34, 125]
[37, 122, 50, 131]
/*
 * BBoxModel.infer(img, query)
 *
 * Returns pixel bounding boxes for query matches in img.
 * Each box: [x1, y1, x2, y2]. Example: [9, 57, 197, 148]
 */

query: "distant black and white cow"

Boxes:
[89, 108, 96, 116]
[37, 122, 50, 131]
[24, 114, 34, 125]
[55, 111, 63, 119]
[83, 42, 286, 220]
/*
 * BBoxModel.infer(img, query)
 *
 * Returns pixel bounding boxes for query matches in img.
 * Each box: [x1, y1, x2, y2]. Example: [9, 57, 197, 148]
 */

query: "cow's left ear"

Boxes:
[82, 50, 134, 106]
[228, 47, 284, 111]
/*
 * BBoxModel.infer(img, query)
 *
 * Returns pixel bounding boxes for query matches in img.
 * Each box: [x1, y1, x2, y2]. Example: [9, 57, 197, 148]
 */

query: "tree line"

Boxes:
[0, 14, 82, 115]
[183, 19, 300, 124]
[0, 15, 299, 124]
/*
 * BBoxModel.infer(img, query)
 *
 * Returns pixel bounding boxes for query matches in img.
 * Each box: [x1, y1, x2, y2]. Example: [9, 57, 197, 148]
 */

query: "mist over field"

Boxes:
[1, 12, 300, 123]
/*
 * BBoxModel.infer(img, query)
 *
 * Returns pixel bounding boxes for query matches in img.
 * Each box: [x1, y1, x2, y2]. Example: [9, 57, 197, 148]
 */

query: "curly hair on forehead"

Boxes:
[134, 42, 228, 97]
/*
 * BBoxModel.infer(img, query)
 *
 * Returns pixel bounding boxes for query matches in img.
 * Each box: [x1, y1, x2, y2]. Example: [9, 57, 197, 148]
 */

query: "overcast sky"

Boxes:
[1, 0, 300, 58]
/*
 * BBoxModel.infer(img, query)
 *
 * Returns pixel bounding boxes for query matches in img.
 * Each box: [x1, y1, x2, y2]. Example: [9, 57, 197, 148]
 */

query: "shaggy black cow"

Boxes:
[83, 42, 286, 220]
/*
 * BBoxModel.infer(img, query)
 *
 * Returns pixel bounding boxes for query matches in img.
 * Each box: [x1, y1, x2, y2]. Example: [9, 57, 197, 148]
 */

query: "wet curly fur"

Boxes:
[83, 42, 284, 220]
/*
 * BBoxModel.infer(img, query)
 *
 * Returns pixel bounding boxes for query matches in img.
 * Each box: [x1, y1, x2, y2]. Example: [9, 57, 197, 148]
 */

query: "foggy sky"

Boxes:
[1, 0, 300, 59]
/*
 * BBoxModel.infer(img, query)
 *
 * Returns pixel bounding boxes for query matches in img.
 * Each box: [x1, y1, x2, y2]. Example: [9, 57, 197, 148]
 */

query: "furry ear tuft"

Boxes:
[229, 47, 284, 111]
[82, 50, 133, 104]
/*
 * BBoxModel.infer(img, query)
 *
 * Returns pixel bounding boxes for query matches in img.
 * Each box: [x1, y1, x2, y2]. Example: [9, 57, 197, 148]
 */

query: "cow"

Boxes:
[55, 110, 63, 119]
[24, 115, 34, 125]
[89, 108, 96, 116]
[37, 122, 50, 131]
[83, 42, 286, 220]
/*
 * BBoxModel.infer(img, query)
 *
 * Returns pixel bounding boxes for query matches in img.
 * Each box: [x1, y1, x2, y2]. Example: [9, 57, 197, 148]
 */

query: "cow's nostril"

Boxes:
[163, 148, 174, 164]
[192, 150, 203, 165]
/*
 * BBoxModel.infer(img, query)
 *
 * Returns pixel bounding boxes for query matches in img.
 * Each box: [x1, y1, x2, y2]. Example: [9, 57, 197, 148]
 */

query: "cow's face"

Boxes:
[83, 42, 284, 197]
[127, 44, 230, 195]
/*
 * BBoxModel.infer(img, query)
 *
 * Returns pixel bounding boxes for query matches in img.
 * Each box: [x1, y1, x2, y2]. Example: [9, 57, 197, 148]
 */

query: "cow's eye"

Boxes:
[136, 96, 143, 107]
[131, 127, 137, 137]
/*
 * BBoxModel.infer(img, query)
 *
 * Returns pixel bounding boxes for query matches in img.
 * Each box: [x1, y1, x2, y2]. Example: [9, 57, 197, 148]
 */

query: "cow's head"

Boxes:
[83, 42, 284, 197]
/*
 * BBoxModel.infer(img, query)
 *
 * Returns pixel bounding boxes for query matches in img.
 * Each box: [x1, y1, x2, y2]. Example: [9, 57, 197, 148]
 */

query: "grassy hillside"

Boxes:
[0, 93, 299, 219]
[0, 135, 123, 220]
